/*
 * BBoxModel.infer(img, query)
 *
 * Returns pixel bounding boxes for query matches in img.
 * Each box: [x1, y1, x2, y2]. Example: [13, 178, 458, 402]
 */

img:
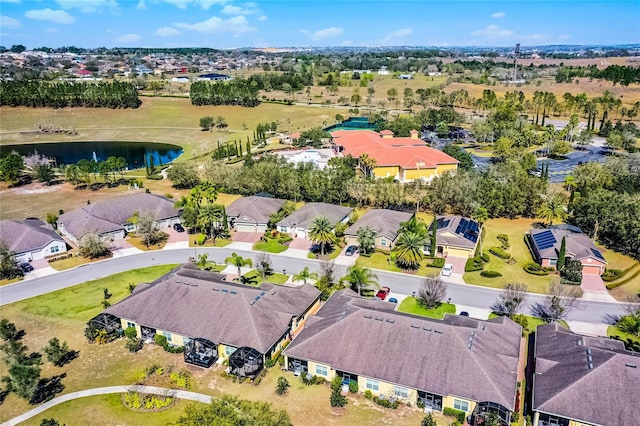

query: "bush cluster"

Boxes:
[46, 253, 73, 263]
[426, 257, 445, 268]
[170, 371, 191, 389]
[480, 270, 502, 278]
[195, 234, 207, 245]
[523, 262, 549, 276]
[443, 407, 466, 423]
[124, 391, 173, 410]
[489, 246, 511, 259]
[372, 395, 400, 409]
[153, 334, 183, 354]
[465, 257, 484, 272]
[497, 234, 510, 249]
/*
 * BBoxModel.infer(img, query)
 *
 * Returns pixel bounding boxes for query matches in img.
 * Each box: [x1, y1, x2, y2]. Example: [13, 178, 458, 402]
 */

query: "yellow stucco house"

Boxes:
[93, 263, 320, 376]
[331, 129, 458, 183]
[428, 216, 481, 258]
[343, 208, 414, 251]
[284, 290, 522, 425]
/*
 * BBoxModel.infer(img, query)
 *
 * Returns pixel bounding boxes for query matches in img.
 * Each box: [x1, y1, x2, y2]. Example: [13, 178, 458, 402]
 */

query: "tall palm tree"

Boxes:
[293, 267, 318, 285]
[394, 231, 427, 271]
[308, 215, 334, 256]
[472, 206, 488, 255]
[224, 252, 253, 277]
[538, 193, 568, 225]
[342, 265, 378, 296]
[197, 203, 224, 242]
[356, 226, 377, 255]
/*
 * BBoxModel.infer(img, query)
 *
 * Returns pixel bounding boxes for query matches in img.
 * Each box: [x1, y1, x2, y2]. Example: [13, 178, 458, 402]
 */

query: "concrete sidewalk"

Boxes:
[2, 385, 215, 426]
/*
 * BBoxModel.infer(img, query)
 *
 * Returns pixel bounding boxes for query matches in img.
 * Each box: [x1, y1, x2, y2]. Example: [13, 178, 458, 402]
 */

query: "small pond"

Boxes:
[0, 141, 183, 168]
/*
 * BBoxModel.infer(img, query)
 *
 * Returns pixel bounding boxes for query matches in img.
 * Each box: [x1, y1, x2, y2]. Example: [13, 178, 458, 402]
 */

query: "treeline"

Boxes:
[0, 80, 141, 108]
[189, 80, 259, 107]
[247, 72, 313, 91]
[555, 64, 640, 86]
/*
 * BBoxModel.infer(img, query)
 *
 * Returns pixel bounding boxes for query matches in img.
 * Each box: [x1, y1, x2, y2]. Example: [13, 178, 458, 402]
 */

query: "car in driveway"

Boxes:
[376, 286, 391, 300]
[441, 263, 453, 277]
[345, 245, 359, 256]
[20, 262, 34, 273]
[388, 297, 398, 304]
[173, 223, 185, 232]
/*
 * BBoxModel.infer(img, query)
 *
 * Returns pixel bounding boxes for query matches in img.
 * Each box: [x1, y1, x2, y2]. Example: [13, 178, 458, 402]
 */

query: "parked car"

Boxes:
[441, 263, 453, 277]
[459, 311, 470, 317]
[388, 297, 398, 304]
[173, 223, 185, 232]
[345, 245, 359, 256]
[20, 262, 34, 273]
[376, 286, 391, 300]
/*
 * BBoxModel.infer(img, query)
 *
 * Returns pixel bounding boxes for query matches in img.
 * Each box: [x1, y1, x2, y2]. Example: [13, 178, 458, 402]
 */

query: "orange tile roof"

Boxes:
[331, 130, 458, 170]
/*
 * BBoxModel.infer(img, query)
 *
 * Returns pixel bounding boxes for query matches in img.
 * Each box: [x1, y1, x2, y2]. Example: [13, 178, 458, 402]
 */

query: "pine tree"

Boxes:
[246, 140, 251, 154]
[557, 236, 566, 271]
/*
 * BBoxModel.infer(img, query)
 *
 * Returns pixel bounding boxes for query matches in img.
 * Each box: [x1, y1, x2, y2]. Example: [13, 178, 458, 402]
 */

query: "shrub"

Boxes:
[348, 380, 358, 393]
[170, 371, 191, 389]
[443, 407, 466, 423]
[465, 257, 484, 272]
[153, 334, 183, 353]
[330, 376, 343, 392]
[512, 314, 530, 333]
[195, 234, 206, 245]
[489, 246, 511, 259]
[125, 338, 143, 353]
[426, 257, 445, 268]
[560, 259, 583, 284]
[497, 234, 510, 249]
[276, 376, 290, 395]
[601, 268, 623, 282]
[480, 270, 502, 278]
[480, 252, 490, 263]
[46, 253, 73, 263]
[372, 395, 399, 409]
[364, 390, 373, 399]
[154, 334, 167, 346]
[124, 326, 137, 339]
[524, 262, 549, 276]
[330, 389, 347, 407]
[416, 399, 425, 409]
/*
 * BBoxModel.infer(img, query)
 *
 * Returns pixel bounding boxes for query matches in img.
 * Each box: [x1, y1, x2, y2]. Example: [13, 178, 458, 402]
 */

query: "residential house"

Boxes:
[527, 228, 606, 275]
[275, 148, 337, 170]
[331, 129, 458, 183]
[531, 323, 639, 426]
[284, 290, 521, 424]
[0, 219, 67, 262]
[277, 202, 352, 238]
[226, 196, 286, 233]
[57, 193, 180, 244]
[94, 264, 321, 375]
[344, 209, 414, 251]
[196, 73, 232, 81]
[429, 216, 481, 258]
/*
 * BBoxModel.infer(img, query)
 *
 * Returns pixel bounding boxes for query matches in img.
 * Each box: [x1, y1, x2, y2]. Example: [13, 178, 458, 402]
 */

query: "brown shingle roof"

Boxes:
[284, 290, 521, 409]
[105, 264, 320, 353]
[529, 228, 606, 264]
[344, 209, 414, 241]
[57, 193, 179, 239]
[434, 215, 480, 249]
[226, 196, 286, 226]
[0, 219, 64, 254]
[533, 323, 639, 426]
[277, 202, 352, 230]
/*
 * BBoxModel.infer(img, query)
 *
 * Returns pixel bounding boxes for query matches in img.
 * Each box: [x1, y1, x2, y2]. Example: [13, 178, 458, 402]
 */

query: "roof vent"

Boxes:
[222, 289, 229, 293]
[271, 291, 276, 295]
[176, 280, 182, 283]
[586, 349, 592, 355]
[190, 283, 198, 287]
[250, 301, 255, 305]
[423, 327, 432, 331]
[411, 325, 420, 329]
[230, 291, 237, 295]
[255, 296, 261, 301]
[375, 317, 383, 321]
[470, 331, 475, 336]
[434, 329, 443, 334]
[212, 288, 219, 291]
[625, 363, 637, 368]
[587, 355, 593, 362]
[588, 363, 593, 370]
[577, 339, 582, 346]
[364, 315, 373, 319]
[482, 325, 486, 330]
[386, 319, 395, 324]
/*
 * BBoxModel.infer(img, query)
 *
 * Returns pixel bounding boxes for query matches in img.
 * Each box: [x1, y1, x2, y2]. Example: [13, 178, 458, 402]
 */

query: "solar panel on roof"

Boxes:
[591, 248, 605, 261]
[532, 231, 557, 250]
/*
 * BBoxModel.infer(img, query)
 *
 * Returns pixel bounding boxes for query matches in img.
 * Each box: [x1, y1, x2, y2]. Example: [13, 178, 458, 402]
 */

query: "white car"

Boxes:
[441, 263, 453, 277]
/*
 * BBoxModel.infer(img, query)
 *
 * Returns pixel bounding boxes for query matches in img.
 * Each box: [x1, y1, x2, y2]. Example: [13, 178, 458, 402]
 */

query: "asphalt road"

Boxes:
[0, 248, 627, 324]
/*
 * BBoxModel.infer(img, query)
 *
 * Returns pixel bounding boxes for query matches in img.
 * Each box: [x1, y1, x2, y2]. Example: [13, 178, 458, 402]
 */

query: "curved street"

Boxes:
[0, 247, 627, 325]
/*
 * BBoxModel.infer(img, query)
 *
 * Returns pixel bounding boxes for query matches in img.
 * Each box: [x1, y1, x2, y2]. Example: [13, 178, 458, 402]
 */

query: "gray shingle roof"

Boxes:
[533, 323, 639, 426]
[226, 196, 286, 226]
[0, 219, 64, 254]
[344, 209, 414, 241]
[284, 290, 521, 409]
[57, 193, 179, 239]
[105, 264, 320, 354]
[529, 228, 606, 264]
[434, 215, 479, 249]
[277, 202, 352, 230]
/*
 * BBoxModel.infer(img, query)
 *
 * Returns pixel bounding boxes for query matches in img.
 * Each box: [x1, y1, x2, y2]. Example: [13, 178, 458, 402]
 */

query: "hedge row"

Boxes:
[465, 257, 484, 272]
[602, 262, 639, 282]
[497, 233, 510, 249]
[47, 253, 73, 263]
[606, 268, 640, 290]
[153, 334, 183, 354]
[489, 246, 511, 259]
[426, 257, 445, 268]
[443, 407, 466, 423]
[480, 270, 502, 278]
[523, 262, 550, 276]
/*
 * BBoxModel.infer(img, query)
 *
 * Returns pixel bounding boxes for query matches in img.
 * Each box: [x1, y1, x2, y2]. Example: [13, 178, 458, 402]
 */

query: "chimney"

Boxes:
[380, 129, 394, 139]
[410, 129, 419, 139]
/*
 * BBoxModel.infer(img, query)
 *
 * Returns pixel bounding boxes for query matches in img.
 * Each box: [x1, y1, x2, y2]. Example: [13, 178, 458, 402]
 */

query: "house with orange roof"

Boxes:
[331, 129, 458, 183]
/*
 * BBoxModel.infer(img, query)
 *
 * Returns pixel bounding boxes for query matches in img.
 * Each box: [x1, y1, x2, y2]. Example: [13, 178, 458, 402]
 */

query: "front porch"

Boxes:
[417, 390, 443, 411]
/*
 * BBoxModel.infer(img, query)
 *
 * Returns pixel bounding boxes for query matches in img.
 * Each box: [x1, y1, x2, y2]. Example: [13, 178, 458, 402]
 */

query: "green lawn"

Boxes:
[607, 326, 640, 349]
[487, 313, 569, 335]
[47, 253, 95, 271]
[463, 218, 554, 294]
[253, 239, 289, 253]
[189, 235, 232, 247]
[242, 270, 289, 285]
[397, 297, 456, 319]
[356, 253, 440, 277]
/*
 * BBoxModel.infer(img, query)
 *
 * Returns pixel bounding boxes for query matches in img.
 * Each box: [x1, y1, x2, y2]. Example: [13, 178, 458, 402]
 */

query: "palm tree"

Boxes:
[197, 203, 224, 242]
[538, 192, 568, 225]
[356, 226, 377, 255]
[472, 206, 488, 254]
[224, 252, 252, 277]
[308, 215, 334, 257]
[341, 265, 378, 296]
[293, 267, 318, 285]
[394, 231, 427, 270]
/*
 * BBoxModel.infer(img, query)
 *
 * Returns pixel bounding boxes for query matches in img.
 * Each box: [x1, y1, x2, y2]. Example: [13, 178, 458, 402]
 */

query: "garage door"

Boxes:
[236, 224, 256, 233]
[296, 228, 307, 238]
[582, 265, 602, 275]
[446, 247, 473, 258]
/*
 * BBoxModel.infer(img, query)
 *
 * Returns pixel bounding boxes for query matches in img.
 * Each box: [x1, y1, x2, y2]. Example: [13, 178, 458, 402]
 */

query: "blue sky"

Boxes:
[0, 0, 638, 49]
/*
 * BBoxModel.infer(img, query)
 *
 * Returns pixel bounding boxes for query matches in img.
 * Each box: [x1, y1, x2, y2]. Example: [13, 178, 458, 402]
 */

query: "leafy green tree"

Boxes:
[200, 116, 214, 131]
[421, 413, 437, 426]
[78, 232, 110, 259]
[538, 192, 567, 225]
[0, 152, 24, 185]
[132, 212, 165, 248]
[341, 265, 378, 296]
[442, 144, 474, 171]
[308, 216, 334, 256]
[557, 236, 567, 271]
[224, 252, 252, 277]
[167, 163, 201, 189]
[0, 242, 22, 280]
[40, 419, 63, 426]
[356, 226, 377, 256]
[275, 376, 290, 395]
[43, 337, 76, 367]
[293, 267, 318, 285]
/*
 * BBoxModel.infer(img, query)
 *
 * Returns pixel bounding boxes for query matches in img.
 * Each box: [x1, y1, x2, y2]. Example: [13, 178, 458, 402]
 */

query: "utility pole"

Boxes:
[513, 43, 520, 83]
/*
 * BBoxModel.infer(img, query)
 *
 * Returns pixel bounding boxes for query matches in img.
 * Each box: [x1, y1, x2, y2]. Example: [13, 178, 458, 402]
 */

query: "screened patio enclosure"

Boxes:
[229, 347, 263, 378]
[88, 313, 122, 336]
[184, 338, 217, 368]
[470, 401, 512, 426]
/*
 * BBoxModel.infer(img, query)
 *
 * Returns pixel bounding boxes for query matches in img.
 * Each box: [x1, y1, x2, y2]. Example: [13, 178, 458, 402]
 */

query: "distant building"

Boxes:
[197, 73, 232, 81]
[171, 76, 189, 83]
[397, 74, 413, 80]
[275, 148, 337, 170]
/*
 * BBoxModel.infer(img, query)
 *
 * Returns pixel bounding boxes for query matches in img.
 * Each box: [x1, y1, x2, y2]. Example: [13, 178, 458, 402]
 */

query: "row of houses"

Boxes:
[90, 263, 638, 426]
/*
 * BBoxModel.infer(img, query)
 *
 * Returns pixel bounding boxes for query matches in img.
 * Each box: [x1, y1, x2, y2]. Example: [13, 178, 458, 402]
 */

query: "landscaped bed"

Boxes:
[397, 297, 456, 319]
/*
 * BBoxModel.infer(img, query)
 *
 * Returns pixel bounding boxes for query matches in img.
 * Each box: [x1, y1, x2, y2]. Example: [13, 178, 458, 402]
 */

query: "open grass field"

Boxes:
[396, 297, 456, 319]
[356, 252, 440, 278]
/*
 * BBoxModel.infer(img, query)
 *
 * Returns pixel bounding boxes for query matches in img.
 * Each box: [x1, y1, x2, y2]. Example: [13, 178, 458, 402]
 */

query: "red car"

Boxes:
[376, 287, 390, 300]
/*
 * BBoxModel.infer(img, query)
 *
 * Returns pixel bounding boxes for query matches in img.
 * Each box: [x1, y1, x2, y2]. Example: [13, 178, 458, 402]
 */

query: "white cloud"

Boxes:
[25, 9, 75, 24]
[381, 27, 413, 44]
[174, 15, 255, 35]
[0, 15, 21, 28]
[154, 26, 180, 36]
[137, 0, 147, 9]
[46, 27, 59, 33]
[161, 0, 227, 9]
[470, 24, 515, 39]
[303, 26, 343, 41]
[257, 15, 267, 21]
[55, 0, 118, 13]
[491, 11, 505, 18]
[116, 33, 142, 43]
[221, 2, 259, 15]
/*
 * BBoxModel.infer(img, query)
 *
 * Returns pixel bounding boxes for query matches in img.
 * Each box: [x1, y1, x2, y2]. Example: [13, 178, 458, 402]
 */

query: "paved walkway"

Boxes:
[226, 241, 254, 251]
[1, 385, 214, 426]
[565, 321, 609, 337]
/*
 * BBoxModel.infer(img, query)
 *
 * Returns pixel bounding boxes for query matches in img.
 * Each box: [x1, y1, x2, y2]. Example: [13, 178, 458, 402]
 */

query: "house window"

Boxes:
[550, 259, 558, 266]
[453, 399, 469, 412]
[315, 364, 328, 377]
[380, 238, 387, 247]
[162, 332, 172, 342]
[50, 245, 60, 254]
[394, 386, 408, 399]
[224, 345, 236, 356]
[281, 227, 288, 232]
[365, 378, 379, 392]
[126, 321, 135, 329]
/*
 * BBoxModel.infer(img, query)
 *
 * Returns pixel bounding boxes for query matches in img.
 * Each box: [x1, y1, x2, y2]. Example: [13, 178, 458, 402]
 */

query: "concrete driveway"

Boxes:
[581, 274, 617, 302]
[232, 232, 263, 243]
[289, 237, 313, 250]
[444, 255, 468, 277]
